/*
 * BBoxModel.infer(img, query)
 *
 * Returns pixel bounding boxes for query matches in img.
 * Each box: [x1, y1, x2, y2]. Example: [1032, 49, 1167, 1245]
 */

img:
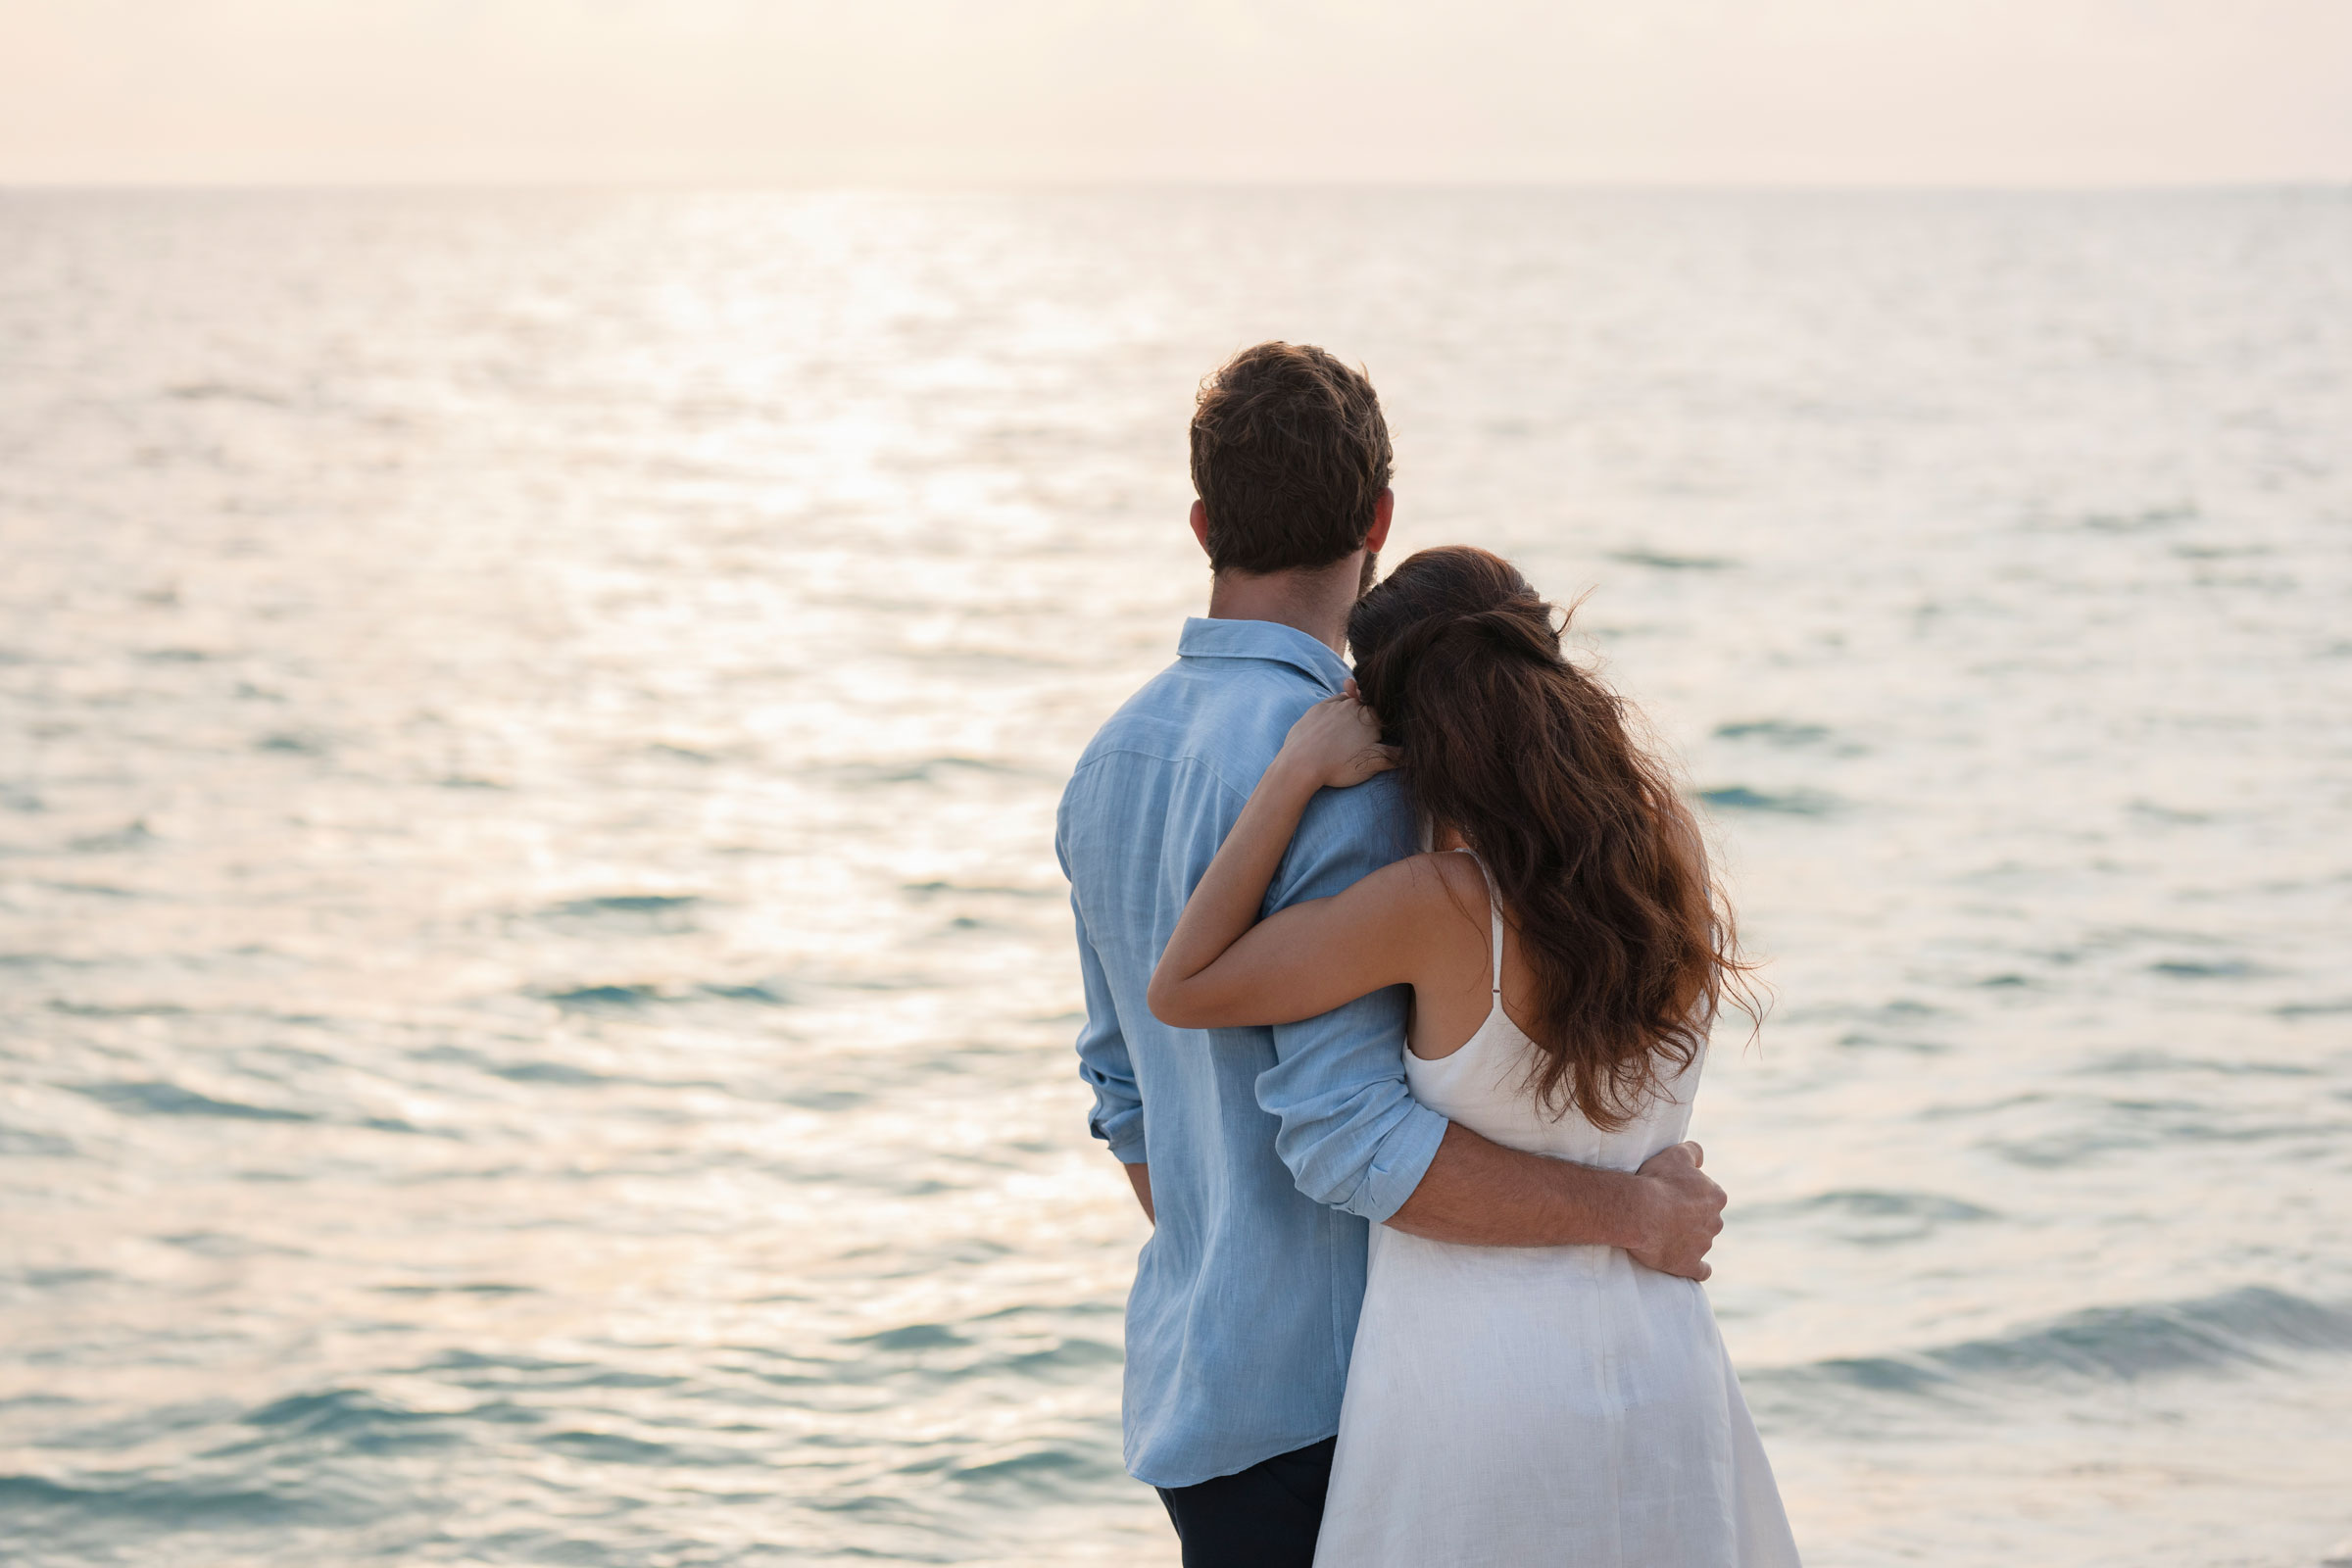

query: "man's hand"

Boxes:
[1625, 1142, 1725, 1280]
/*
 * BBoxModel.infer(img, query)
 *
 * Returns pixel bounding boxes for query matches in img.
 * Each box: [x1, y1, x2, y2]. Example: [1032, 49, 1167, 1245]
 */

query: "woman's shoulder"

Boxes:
[1362, 850, 1493, 925]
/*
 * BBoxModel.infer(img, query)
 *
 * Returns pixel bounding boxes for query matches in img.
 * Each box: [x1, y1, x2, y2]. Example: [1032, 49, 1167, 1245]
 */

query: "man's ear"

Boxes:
[1365, 489, 1396, 554]
[1189, 499, 1212, 559]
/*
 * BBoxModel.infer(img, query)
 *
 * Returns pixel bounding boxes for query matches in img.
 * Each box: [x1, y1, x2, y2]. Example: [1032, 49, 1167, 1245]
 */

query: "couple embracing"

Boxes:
[1055, 342, 1800, 1567]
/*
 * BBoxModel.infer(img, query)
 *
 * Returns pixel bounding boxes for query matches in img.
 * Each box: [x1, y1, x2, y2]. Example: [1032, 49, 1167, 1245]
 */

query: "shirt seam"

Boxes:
[1068, 745, 1256, 814]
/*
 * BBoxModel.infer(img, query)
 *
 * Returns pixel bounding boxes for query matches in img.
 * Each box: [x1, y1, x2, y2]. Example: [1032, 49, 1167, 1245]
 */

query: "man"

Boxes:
[1054, 342, 1727, 1567]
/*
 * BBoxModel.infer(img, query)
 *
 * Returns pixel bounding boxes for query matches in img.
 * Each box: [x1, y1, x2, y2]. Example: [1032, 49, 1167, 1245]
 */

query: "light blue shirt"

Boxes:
[1054, 616, 1449, 1490]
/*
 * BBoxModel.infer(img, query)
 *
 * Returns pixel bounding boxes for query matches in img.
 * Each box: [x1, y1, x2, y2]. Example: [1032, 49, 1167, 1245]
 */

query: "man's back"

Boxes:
[1055, 616, 1442, 1489]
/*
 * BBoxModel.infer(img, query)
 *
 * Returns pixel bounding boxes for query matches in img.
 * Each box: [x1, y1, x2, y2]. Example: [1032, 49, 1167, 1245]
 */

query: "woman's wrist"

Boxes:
[1260, 753, 1327, 803]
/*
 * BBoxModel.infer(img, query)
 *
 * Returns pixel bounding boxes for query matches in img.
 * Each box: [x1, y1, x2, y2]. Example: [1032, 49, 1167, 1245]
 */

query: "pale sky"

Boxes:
[4, 0, 2349, 186]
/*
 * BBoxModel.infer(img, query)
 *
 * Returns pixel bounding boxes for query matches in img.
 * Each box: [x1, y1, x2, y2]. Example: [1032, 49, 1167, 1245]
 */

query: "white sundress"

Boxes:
[1312, 852, 1801, 1568]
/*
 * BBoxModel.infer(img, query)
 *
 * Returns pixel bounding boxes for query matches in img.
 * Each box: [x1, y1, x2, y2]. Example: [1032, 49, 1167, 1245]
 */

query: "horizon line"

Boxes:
[5, 175, 2350, 197]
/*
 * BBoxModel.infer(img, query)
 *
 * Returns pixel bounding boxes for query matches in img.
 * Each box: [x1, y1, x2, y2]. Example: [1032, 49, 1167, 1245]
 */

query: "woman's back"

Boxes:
[1405, 850, 1700, 1171]
[1311, 853, 1799, 1568]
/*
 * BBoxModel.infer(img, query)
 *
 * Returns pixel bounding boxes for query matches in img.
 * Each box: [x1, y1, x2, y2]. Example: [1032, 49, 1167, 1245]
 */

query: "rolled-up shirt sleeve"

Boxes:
[1068, 892, 1148, 1165]
[1256, 774, 1447, 1223]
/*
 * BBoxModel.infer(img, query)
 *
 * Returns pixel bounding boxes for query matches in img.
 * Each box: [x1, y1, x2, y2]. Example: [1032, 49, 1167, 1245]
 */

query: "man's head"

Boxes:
[1189, 342, 1393, 579]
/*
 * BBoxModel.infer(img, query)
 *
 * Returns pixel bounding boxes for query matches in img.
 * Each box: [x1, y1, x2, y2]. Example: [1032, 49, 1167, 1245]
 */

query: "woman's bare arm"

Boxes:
[1150, 855, 1445, 1028]
[1148, 692, 1416, 1029]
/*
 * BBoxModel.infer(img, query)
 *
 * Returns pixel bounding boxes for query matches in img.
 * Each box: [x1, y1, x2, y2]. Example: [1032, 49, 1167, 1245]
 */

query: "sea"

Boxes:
[2, 187, 2348, 1567]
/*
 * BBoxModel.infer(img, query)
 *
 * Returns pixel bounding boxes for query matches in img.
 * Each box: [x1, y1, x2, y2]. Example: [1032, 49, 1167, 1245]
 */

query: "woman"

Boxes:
[1148, 546, 1799, 1565]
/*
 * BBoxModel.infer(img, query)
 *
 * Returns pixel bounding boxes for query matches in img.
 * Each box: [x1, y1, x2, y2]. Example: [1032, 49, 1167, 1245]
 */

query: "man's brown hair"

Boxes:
[1189, 342, 1394, 576]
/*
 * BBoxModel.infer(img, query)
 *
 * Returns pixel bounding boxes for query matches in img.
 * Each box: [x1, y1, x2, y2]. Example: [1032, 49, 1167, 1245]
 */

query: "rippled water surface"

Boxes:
[3, 188, 2350, 1566]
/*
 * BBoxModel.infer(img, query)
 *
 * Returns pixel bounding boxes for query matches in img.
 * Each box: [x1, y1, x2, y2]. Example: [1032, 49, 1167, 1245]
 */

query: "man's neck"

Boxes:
[1202, 556, 1365, 657]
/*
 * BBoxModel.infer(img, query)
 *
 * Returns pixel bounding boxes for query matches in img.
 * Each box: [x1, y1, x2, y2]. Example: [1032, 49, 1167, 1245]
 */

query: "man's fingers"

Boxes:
[1683, 1141, 1704, 1168]
[1637, 1142, 1692, 1177]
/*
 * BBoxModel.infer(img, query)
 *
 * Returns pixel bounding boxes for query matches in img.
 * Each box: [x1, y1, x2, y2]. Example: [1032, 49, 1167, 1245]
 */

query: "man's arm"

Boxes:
[1065, 891, 1147, 1167]
[1256, 779, 1726, 1278]
[1387, 1125, 1723, 1278]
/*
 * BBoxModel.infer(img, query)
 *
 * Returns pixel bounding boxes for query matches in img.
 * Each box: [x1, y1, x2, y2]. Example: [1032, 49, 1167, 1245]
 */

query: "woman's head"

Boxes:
[1348, 546, 1755, 1127]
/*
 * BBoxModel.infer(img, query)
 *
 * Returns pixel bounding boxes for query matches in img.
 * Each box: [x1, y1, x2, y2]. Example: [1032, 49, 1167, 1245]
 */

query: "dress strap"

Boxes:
[1451, 848, 1504, 997]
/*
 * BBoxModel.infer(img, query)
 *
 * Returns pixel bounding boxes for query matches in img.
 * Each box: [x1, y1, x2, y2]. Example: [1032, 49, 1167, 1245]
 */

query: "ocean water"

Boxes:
[2, 187, 2349, 1567]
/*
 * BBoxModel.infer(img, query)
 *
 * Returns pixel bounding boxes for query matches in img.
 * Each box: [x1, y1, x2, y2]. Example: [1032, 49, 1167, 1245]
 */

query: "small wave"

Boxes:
[2150, 958, 2266, 979]
[7, 1267, 109, 1293]
[492, 1059, 611, 1085]
[1714, 719, 1836, 747]
[537, 983, 661, 1009]
[902, 880, 1055, 900]
[1761, 1286, 2352, 1399]
[71, 1081, 313, 1122]
[532, 979, 795, 1011]
[538, 894, 704, 934]
[165, 381, 293, 408]
[1743, 1189, 1999, 1225]
[827, 1315, 1125, 1394]
[376, 1281, 536, 1297]
[1737, 1188, 1993, 1247]
[700, 981, 793, 1004]
[223, 1388, 465, 1459]
[255, 730, 331, 757]
[423, 1348, 590, 1381]
[781, 1087, 869, 1111]
[0, 1123, 75, 1156]
[1696, 785, 1838, 816]
[827, 757, 1032, 787]
[2075, 1050, 2321, 1078]
[2080, 503, 2195, 533]
[246, 1388, 426, 1434]
[551, 894, 700, 916]
[68, 819, 156, 853]
[1836, 1030, 1951, 1055]
[947, 1444, 1115, 1494]
[938, 914, 1005, 935]
[2129, 799, 2212, 824]
[536, 1429, 696, 1466]
[1002, 1339, 1124, 1376]
[49, 1000, 187, 1015]
[0, 1472, 315, 1523]
[853, 1322, 967, 1352]
[1609, 549, 1737, 570]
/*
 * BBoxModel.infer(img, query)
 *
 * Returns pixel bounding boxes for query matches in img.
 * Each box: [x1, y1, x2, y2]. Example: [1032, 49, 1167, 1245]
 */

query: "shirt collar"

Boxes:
[1177, 616, 1352, 692]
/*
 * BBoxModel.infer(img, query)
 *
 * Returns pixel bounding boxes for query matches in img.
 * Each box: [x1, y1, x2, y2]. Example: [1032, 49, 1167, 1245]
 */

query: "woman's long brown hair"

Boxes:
[1348, 546, 1758, 1129]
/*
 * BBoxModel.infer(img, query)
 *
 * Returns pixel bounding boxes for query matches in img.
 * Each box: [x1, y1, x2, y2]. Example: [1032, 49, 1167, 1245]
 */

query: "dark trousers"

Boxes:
[1155, 1437, 1336, 1568]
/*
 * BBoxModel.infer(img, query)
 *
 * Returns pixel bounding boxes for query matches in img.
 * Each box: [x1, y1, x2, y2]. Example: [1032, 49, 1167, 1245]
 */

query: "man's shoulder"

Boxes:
[1284, 769, 1418, 871]
[1071, 653, 1320, 786]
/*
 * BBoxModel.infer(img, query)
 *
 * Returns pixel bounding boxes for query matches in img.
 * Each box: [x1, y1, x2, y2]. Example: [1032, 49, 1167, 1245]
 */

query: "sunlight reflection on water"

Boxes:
[2, 187, 2349, 1567]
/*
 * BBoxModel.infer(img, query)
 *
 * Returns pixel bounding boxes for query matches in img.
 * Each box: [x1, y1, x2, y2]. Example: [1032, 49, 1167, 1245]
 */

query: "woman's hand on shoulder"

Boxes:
[1275, 684, 1396, 792]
